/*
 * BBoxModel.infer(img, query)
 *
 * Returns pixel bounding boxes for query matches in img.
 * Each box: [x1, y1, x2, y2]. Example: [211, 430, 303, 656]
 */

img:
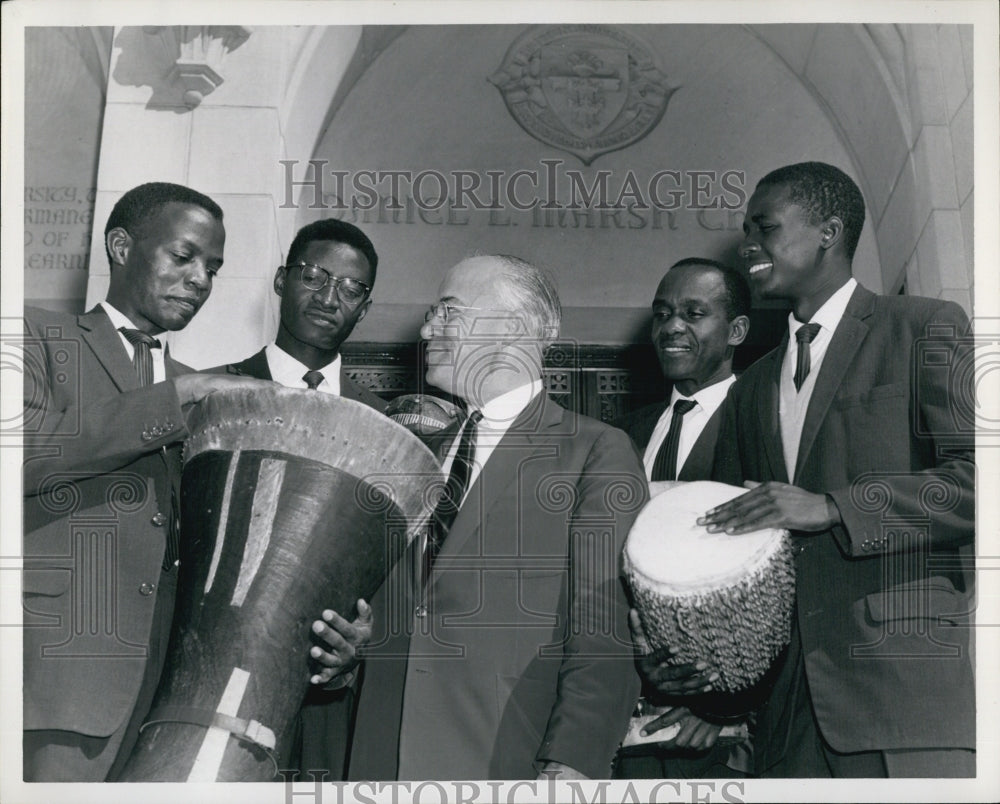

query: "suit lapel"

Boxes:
[340, 367, 363, 403]
[632, 401, 669, 450]
[757, 343, 790, 484]
[433, 393, 560, 565]
[229, 348, 272, 380]
[678, 404, 723, 481]
[77, 307, 140, 392]
[794, 286, 874, 483]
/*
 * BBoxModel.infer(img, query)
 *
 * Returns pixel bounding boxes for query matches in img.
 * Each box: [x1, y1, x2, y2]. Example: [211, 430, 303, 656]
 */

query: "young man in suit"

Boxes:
[22, 182, 266, 781]
[220, 218, 385, 411]
[310, 254, 648, 780]
[614, 258, 751, 779]
[215, 218, 385, 780]
[701, 162, 975, 777]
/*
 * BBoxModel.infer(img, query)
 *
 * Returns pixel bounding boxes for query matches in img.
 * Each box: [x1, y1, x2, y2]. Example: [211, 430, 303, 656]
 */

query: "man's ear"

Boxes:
[273, 265, 287, 297]
[728, 314, 750, 347]
[106, 227, 130, 268]
[354, 298, 372, 324]
[820, 216, 845, 250]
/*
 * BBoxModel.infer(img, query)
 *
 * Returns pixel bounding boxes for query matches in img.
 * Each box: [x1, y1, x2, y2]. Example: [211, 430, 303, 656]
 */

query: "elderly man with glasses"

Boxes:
[310, 254, 648, 780]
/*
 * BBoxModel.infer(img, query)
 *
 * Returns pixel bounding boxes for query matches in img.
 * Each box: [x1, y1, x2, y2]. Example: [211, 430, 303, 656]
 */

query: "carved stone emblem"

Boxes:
[489, 25, 679, 165]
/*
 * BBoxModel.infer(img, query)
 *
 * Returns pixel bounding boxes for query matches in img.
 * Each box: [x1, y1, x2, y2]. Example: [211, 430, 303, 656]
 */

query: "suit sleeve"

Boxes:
[22, 313, 189, 497]
[535, 426, 647, 778]
[826, 301, 975, 557]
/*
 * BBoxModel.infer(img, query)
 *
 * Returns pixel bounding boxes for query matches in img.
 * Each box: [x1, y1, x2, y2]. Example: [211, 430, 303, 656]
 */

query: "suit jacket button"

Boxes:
[151, 512, 167, 526]
[414, 605, 428, 618]
[141, 430, 153, 441]
[139, 582, 156, 596]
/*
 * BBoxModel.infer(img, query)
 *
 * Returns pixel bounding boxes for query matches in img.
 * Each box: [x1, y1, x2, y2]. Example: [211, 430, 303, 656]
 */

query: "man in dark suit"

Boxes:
[311, 254, 647, 779]
[613, 258, 751, 779]
[213, 218, 385, 780]
[22, 182, 266, 781]
[701, 162, 975, 777]
[219, 218, 385, 411]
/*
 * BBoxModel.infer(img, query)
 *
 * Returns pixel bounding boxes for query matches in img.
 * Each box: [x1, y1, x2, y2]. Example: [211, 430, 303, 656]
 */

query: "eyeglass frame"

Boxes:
[282, 262, 372, 305]
[424, 301, 515, 324]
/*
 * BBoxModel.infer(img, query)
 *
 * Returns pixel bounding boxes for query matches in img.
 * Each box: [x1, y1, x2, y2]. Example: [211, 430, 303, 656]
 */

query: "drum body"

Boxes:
[119, 388, 442, 782]
[624, 481, 796, 694]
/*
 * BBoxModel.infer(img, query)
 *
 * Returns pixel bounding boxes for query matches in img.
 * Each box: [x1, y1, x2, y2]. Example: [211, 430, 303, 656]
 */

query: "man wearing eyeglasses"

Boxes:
[213, 217, 385, 780]
[218, 218, 385, 411]
[313, 254, 647, 780]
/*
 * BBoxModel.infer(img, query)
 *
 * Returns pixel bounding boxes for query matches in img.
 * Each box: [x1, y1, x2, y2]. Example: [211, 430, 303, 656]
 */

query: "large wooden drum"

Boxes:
[119, 387, 443, 782]
[624, 481, 796, 694]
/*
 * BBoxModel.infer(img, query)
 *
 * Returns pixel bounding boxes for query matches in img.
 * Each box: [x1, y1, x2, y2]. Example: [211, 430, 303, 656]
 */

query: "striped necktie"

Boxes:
[119, 327, 161, 386]
[651, 398, 697, 481]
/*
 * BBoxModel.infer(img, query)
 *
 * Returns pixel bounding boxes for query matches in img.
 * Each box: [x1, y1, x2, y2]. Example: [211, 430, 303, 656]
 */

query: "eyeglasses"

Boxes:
[424, 302, 500, 324]
[285, 263, 371, 305]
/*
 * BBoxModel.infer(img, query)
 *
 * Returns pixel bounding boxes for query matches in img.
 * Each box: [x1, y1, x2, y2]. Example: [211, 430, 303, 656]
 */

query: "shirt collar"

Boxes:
[265, 342, 341, 387]
[669, 373, 735, 412]
[475, 379, 544, 429]
[787, 276, 857, 340]
[100, 301, 157, 337]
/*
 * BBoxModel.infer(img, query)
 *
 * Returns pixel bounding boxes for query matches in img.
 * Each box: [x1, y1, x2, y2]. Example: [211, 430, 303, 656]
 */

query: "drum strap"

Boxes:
[140, 705, 279, 775]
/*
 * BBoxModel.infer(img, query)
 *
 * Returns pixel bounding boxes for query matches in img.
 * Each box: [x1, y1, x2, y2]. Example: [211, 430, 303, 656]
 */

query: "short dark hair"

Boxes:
[668, 257, 751, 321]
[286, 218, 379, 282]
[757, 162, 866, 259]
[104, 182, 223, 266]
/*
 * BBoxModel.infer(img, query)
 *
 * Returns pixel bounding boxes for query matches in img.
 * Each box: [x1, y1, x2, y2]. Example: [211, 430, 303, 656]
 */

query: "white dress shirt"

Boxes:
[264, 342, 342, 395]
[779, 277, 857, 480]
[440, 379, 544, 504]
[642, 374, 736, 481]
[100, 301, 167, 384]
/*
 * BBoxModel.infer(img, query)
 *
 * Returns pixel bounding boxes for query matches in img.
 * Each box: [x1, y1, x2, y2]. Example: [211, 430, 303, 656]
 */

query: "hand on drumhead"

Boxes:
[640, 706, 722, 751]
[308, 599, 373, 686]
[629, 610, 719, 695]
[173, 374, 274, 407]
[697, 481, 842, 534]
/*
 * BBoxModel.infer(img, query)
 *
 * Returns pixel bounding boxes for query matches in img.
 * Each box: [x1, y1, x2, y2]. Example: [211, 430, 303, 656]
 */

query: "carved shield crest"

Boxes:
[489, 25, 678, 165]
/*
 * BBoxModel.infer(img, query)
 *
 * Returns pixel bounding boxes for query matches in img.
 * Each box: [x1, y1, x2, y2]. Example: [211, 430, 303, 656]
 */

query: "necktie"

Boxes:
[651, 398, 697, 482]
[303, 370, 325, 390]
[119, 328, 161, 387]
[793, 323, 822, 391]
[427, 410, 483, 567]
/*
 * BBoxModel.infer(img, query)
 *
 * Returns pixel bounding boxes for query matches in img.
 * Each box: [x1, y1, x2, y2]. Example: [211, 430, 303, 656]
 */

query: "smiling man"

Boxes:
[702, 162, 976, 777]
[613, 258, 751, 780]
[23, 182, 268, 782]
[315, 254, 647, 780]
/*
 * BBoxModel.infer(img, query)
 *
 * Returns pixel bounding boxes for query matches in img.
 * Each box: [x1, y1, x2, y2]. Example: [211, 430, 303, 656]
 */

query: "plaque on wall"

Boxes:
[489, 24, 679, 165]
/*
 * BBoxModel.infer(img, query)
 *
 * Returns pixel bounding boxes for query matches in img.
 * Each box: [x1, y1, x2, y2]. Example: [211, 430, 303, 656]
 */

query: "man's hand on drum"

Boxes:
[697, 480, 842, 534]
[629, 610, 718, 695]
[639, 706, 722, 751]
[173, 374, 274, 407]
[308, 598, 373, 686]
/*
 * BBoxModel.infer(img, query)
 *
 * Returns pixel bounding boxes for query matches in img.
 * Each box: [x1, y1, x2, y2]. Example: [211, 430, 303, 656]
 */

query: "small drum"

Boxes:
[624, 481, 795, 693]
[119, 387, 443, 782]
[385, 393, 463, 437]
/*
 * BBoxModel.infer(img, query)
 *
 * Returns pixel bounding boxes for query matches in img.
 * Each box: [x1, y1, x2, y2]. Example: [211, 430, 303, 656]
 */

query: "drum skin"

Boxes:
[118, 388, 442, 782]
